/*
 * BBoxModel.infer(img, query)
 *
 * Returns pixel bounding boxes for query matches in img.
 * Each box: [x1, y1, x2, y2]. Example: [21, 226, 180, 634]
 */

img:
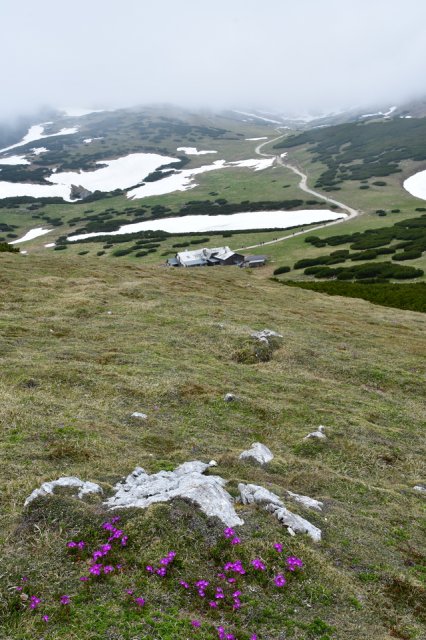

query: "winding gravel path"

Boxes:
[236, 131, 360, 251]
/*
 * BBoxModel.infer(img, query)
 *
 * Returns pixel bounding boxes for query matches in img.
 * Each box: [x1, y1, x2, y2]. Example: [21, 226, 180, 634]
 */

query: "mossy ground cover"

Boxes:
[0, 253, 425, 639]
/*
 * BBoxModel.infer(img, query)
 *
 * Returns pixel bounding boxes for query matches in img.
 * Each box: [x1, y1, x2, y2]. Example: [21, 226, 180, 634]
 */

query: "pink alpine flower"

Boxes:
[60, 595, 71, 605]
[274, 574, 287, 587]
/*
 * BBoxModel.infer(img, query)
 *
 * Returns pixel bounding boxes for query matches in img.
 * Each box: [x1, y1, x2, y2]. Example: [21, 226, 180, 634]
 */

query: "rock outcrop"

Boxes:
[239, 482, 322, 542]
[104, 461, 243, 527]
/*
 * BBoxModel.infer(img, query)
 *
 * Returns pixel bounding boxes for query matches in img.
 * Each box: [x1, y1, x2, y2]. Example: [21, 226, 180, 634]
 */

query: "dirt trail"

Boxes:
[236, 131, 360, 251]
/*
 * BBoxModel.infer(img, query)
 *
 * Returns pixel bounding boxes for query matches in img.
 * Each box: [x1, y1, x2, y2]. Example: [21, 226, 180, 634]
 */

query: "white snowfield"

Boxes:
[48, 153, 177, 193]
[0, 152, 177, 202]
[10, 228, 52, 244]
[0, 123, 78, 155]
[177, 147, 218, 155]
[0, 149, 276, 202]
[403, 170, 426, 201]
[31, 147, 48, 155]
[245, 137, 268, 141]
[68, 210, 345, 241]
[0, 155, 30, 165]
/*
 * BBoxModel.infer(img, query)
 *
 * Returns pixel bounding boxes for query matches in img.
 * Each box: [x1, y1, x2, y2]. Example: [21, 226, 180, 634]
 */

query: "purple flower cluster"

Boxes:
[223, 527, 241, 546]
[78, 517, 129, 581]
[286, 556, 303, 571]
[146, 550, 176, 578]
[250, 558, 266, 571]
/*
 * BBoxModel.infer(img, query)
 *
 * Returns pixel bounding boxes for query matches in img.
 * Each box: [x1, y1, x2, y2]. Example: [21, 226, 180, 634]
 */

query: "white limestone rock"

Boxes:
[238, 482, 322, 542]
[413, 484, 426, 493]
[224, 393, 236, 402]
[105, 460, 243, 527]
[304, 425, 327, 440]
[266, 503, 322, 542]
[286, 490, 323, 511]
[251, 329, 283, 344]
[239, 442, 274, 465]
[131, 412, 148, 420]
[239, 483, 283, 507]
[24, 477, 102, 507]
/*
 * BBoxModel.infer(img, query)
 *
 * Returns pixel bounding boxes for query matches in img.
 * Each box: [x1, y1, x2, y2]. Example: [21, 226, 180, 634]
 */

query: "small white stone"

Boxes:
[239, 442, 273, 465]
[209, 460, 218, 467]
[251, 328, 283, 343]
[224, 393, 236, 402]
[107, 311, 112, 315]
[131, 412, 148, 420]
[304, 425, 327, 440]
[413, 484, 426, 493]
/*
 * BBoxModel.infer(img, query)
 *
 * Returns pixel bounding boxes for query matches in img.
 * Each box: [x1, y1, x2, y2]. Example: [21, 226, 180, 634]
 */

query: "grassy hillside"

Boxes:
[1, 253, 425, 639]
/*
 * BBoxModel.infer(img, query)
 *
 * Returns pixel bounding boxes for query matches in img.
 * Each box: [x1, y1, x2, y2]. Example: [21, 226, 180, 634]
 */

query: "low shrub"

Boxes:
[273, 265, 291, 275]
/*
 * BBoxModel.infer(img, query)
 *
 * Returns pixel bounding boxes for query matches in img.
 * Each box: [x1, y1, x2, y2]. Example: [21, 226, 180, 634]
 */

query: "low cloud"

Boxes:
[1, 0, 426, 119]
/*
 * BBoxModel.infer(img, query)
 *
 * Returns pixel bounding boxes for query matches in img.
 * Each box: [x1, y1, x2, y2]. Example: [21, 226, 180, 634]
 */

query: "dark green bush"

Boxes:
[392, 250, 422, 261]
[273, 265, 291, 275]
[275, 280, 426, 312]
[96, 250, 105, 256]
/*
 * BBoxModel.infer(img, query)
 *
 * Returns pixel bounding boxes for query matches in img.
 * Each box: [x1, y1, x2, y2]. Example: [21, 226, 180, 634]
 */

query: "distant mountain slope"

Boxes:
[274, 117, 426, 188]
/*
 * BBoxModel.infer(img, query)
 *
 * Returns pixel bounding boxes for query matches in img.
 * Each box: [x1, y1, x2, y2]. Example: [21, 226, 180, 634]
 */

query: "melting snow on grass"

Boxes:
[229, 158, 274, 171]
[403, 170, 426, 201]
[127, 158, 274, 200]
[177, 147, 218, 155]
[10, 228, 52, 244]
[68, 210, 345, 241]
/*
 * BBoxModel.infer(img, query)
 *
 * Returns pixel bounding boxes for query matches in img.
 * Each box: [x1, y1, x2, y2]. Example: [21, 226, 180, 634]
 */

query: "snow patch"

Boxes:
[177, 147, 218, 155]
[0, 123, 78, 154]
[10, 228, 52, 244]
[48, 153, 177, 194]
[31, 147, 48, 155]
[229, 158, 274, 171]
[0, 152, 177, 202]
[403, 170, 426, 201]
[0, 155, 30, 165]
[245, 137, 268, 141]
[67, 210, 346, 241]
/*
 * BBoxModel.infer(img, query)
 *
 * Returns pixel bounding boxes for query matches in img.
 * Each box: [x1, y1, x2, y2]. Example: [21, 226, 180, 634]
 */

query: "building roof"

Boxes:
[176, 246, 237, 266]
[244, 254, 268, 262]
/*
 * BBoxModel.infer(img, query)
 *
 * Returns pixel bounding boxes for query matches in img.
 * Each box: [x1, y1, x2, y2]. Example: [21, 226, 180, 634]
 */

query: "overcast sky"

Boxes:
[1, 0, 426, 119]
